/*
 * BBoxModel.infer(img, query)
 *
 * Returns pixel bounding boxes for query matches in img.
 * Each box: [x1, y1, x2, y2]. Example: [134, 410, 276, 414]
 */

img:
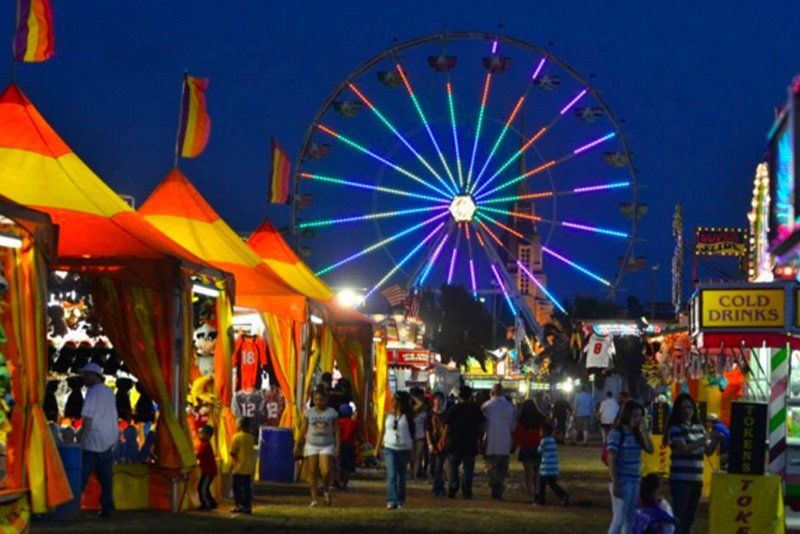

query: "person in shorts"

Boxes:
[572, 385, 594, 445]
[598, 391, 620, 443]
[337, 404, 358, 491]
[513, 399, 547, 503]
[296, 388, 340, 507]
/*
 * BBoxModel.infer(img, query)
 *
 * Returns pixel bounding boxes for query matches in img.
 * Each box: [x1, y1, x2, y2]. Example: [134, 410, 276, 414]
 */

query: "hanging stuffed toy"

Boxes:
[133, 383, 155, 424]
[44, 379, 61, 422]
[64, 376, 84, 419]
[115, 377, 134, 420]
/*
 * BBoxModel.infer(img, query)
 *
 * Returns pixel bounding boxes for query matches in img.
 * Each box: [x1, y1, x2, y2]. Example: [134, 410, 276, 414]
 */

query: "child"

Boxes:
[537, 424, 569, 506]
[230, 417, 255, 514]
[337, 404, 358, 491]
[196, 425, 218, 511]
[634, 474, 677, 534]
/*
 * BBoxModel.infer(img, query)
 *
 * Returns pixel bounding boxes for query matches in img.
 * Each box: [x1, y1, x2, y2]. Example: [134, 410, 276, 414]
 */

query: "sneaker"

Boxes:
[231, 507, 248, 514]
[397, 503, 404, 509]
[387, 503, 397, 509]
[309, 501, 319, 508]
[562, 492, 570, 507]
[324, 492, 332, 506]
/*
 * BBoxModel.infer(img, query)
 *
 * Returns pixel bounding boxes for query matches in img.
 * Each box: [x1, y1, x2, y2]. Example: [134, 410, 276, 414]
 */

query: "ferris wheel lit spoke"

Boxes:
[297, 205, 449, 229]
[348, 83, 457, 196]
[446, 223, 463, 284]
[477, 206, 629, 238]
[474, 211, 523, 239]
[316, 124, 451, 199]
[542, 246, 612, 286]
[446, 80, 465, 188]
[316, 211, 450, 276]
[471, 90, 594, 197]
[470, 94, 525, 192]
[464, 71, 493, 191]
[418, 229, 451, 286]
[395, 64, 458, 191]
[299, 172, 446, 203]
[475, 131, 618, 200]
[491, 264, 518, 316]
[516, 260, 567, 313]
[475, 216, 567, 315]
[365, 222, 446, 299]
[465, 223, 478, 298]
[479, 181, 631, 205]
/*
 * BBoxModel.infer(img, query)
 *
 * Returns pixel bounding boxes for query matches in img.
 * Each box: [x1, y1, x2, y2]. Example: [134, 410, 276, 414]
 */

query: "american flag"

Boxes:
[405, 292, 421, 319]
[380, 284, 406, 307]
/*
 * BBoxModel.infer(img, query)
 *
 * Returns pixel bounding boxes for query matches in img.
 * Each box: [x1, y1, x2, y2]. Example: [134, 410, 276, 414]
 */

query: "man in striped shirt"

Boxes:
[667, 394, 722, 534]
[536, 424, 569, 506]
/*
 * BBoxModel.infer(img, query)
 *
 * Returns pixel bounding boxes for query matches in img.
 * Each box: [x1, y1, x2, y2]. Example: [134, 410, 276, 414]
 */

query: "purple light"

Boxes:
[469, 259, 477, 297]
[561, 221, 628, 238]
[572, 181, 630, 193]
[560, 88, 588, 115]
[516, 260, 566, 313]
[542, 246, 612, 286]
[447, 245, 459, 284]
[531, 57, 546, 80]
[490, 264, 517, 316]
[419, 232, 450, 285]
[573, 132, 616, 155]
[491, 39, 498, 54]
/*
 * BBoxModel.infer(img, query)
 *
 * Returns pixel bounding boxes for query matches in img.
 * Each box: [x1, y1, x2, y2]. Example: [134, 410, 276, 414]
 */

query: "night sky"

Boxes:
[2, 1, 798, 307]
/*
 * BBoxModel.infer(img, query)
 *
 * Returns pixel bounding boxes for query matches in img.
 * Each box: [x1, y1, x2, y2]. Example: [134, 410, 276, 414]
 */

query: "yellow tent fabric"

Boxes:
[139, 168, 307, 322]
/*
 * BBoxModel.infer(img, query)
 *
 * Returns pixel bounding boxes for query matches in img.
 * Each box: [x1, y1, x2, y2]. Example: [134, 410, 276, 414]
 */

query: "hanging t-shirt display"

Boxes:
[232, 390, 267, 438]
[583, 333, 616, 369]
[233, 335, 268, 391]
[263, 388, 286, 427]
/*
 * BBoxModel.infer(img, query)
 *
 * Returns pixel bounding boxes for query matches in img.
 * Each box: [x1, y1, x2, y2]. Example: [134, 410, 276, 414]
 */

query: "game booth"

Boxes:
[0, 83, 240, 516]
[0, 194, 71, 531]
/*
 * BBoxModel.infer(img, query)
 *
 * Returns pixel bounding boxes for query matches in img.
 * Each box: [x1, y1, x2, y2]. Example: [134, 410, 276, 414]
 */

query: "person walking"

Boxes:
[445, 386, 485, 499]
[552, 393, 573, 443]
[573, 385, 594, 445]
[425, 392, 448, 497]
[482, 383, 517, 500]
[410, 388, 428, 479]
[537, 424, 569, 506]
[196, 425, 218, 511]
[77, 363, 118, 518]
[384, 391, 415, 509]
[296, 388, 340, 507]
[598, 391, 620, 443]
[667, 393, 722, 534]
[606, 399, 653, 534]
[514, 399, 547, 503]
[229, 417, 256, 514]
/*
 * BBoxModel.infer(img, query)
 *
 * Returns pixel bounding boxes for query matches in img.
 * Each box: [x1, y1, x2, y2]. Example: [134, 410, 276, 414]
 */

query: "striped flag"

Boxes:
[176, 75, 211, 158]
[13, 0, 54, 63]
[380, 284, 406, 307]
[269, 138, 291, 204]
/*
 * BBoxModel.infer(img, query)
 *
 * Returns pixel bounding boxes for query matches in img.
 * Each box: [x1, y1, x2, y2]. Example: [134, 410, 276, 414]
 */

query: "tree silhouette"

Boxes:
[428, 285, 494, 368]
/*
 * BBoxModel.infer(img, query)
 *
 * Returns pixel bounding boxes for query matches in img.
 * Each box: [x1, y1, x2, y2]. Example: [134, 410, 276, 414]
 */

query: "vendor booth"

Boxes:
[0, 83, 229, 514]
[0, 194, 69, 531]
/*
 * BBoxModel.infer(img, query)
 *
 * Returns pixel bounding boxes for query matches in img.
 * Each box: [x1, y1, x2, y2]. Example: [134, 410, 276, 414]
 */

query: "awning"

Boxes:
[139, 168, 306, 322]
[0, 194, 57, 261]
[0, 84, 215, 281]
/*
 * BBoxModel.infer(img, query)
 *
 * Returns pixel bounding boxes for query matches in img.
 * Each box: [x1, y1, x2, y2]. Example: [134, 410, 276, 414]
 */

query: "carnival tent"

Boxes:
[0, 196, 71, 522]
[139, 168, 306, 322]
[0, 84, 212, 504]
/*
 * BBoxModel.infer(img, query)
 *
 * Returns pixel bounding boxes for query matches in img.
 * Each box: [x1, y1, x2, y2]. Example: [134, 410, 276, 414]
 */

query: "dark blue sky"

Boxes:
[3, 1, 798, 305]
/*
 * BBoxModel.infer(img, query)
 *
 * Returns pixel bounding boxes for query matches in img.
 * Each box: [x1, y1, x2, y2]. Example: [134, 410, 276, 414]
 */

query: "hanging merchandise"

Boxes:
[231, 389, 266, 439]
[232, 333, 268, 392]
[583, 332, 616, 369]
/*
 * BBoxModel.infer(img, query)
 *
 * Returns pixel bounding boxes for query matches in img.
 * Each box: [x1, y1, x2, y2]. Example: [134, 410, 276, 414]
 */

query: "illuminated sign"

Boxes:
[695, 227, 748, 257]
[699, 288, 785, 329]
[389, 349, 430, 369]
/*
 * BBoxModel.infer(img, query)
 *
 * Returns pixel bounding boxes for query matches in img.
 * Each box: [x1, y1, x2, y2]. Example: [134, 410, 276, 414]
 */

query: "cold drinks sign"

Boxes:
[699, 288, 785, 329]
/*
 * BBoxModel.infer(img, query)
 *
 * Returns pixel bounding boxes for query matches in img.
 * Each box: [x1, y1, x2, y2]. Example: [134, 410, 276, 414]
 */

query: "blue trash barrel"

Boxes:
[35, 445, 82, 522]
[259, 428, 294, 483]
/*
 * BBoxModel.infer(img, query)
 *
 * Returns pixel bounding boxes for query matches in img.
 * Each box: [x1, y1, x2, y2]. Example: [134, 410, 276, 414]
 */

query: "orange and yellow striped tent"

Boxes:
[0, 83, 212, 273]
[139, 168, 307, 322]
[246, 219, 333, 302]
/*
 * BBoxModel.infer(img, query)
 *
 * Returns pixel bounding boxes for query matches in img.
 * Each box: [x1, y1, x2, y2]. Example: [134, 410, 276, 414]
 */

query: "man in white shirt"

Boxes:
[597, 391, 620, 442]
[77, 363, 118, 518]
[481, 383, 517, 500]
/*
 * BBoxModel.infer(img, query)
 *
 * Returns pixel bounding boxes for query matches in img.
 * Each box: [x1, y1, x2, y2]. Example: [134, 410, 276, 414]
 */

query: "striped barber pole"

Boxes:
[769, 345, 789, 476]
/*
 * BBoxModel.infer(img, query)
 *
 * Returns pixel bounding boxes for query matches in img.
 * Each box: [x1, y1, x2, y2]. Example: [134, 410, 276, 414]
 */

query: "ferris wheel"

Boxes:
[292, 31, 639, 335]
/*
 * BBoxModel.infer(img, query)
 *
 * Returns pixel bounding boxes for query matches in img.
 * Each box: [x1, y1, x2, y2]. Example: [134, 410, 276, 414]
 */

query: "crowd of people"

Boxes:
[195, 377, 727, 534]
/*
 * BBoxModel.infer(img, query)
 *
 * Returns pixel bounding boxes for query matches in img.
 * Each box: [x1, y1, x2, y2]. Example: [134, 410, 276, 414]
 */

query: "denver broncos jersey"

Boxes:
[233, 335, 268, 391]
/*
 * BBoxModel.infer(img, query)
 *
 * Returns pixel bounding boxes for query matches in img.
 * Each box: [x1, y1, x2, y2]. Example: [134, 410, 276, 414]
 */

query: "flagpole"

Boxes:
[173, 70, 187, 168]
